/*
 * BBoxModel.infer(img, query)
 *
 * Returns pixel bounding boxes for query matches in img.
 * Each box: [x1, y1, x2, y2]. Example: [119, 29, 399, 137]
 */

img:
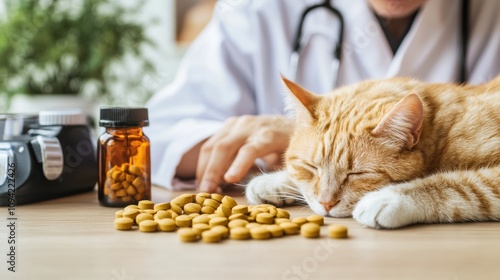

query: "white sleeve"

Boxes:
[146, 2, 257, 189]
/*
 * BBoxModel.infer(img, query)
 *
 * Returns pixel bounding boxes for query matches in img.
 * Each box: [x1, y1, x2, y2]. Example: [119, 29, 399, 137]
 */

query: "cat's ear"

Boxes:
[372, 93, 424, 150]
[280, 74, 318, 122]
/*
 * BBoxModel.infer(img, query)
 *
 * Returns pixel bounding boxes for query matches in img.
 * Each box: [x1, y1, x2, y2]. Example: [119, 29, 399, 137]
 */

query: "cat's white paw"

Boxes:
[245, 171, 297, 207]
[353, 187, 419, 229]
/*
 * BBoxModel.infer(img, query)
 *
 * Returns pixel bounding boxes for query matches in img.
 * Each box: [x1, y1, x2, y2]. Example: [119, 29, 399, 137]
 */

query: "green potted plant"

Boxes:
[0, 0, 155, 114]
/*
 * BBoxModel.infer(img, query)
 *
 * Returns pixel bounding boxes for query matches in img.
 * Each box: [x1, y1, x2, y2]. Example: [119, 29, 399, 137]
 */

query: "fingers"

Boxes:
[224, 129, 284, 183]
[198, 140, 240, 192]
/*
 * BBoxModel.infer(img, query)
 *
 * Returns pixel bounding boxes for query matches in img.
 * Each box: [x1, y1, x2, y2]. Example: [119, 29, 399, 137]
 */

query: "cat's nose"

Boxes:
[320, 200, 338, 212]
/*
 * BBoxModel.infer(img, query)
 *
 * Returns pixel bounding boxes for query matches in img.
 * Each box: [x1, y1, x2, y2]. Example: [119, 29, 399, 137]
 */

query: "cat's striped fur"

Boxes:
[246, 76, 500, 228]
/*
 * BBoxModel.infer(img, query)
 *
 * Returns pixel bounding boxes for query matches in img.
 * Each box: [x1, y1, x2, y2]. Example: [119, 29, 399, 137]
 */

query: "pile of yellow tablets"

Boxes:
[113, 193, 348, 243]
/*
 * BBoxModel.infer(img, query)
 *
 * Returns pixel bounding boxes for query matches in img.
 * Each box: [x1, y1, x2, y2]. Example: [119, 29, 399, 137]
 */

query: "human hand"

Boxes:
[196, 115, 294, 193]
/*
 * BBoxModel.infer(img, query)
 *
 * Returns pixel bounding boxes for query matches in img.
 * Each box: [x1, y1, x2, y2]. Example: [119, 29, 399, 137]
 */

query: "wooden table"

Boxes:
[1, 186, 500, 280]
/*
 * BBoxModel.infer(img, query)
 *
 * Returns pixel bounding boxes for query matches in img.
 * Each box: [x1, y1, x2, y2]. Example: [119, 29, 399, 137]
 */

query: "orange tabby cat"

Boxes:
[246, 76, 500, 228]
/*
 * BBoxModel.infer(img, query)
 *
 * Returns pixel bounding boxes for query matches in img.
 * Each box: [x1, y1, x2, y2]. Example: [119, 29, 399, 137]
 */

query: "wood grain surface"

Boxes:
[1, 186, 499, 280]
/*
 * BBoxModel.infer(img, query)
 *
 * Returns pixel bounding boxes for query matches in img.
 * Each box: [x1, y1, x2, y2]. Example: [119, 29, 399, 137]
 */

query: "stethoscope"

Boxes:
[289, 0, 469, 89]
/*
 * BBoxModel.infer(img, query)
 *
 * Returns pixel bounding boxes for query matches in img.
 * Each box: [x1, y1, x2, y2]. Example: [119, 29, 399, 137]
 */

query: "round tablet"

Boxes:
[209, 217, 228, 228]
[138, 200, 154, 210]
[176, 215, 193, 227]
[203, 199, 220, 209]
[201, 206, 216, 214]
[250, 227, 271, 240]
[211, 193, 224, 203]
[232, 205, 249, 215]
[202, 230, 222, 243]
[256, 213, 274, 224]
[301, 223, 320, 238]
[291, 217, 308, 227]
[135, 213, 154, 225]
[274, 218, 291, 225]
[211, 225, 229, 239]
[115, 210, 124, 218]
[230, 227, 250, 240]
[280, 222, 299, 235]
[192, 214, 210, 225]
[222, 196, 237, 209]
[154, 202, 171, 211]
[307, 215, 324, 226]
[266, 225, 284, 238]
[217, 204, 232, 218]
[158, 219, 176, 232]
[276, 209, 290, 219]
[228, 219, 249, 229]
[245, 223, 262, 229]
[328, 225, 348, 239]
[122, 209, 140, 221]
[139, 220, 158, 232]
[114, 218, 134, 230]
[178, 228, 200, 242]
[154, 210, 170, 220]
[228, 213, 247, 221]
[193, 223, 211, 233]
[170, 204, 183, 215]
[184, 203, 202, 214]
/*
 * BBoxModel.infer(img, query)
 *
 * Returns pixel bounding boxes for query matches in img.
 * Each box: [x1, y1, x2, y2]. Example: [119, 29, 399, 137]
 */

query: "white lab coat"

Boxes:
[146, 0, 500, 189]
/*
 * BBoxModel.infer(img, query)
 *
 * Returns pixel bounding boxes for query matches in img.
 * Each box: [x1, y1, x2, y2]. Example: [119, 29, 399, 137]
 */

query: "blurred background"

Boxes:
[0, 0, 217, 118]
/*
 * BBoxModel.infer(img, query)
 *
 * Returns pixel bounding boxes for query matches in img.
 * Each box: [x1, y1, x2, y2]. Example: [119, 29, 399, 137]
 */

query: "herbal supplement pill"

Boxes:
[138, 200, 154, 210]
[276, 209, 291, 219]
[211, 225, 229, 239]
[122, 209, 140, 221]
[197, 192, 212, 198]
[202, 230, 222, 243]
[228, 219, 249, 229]
[193, 223, 211, 234]
[216, 204, 232, 218]
[114, 218, 134, 230]
[170, 204, 183, 215]
[184, 203, 202, 214]
[139, 220, 158, 232]
[201, 206, 216, 214]
[228, 213, 247, 221]
[209, 217, 228, 228]
[211, 193, 224, 203]
[176, 215, 193, 228]
[267, 207, 278, 217]
[158, 219, 176, 232]
[307, 215, 324, 226]
[222, 196, 237, 209]
[230, 227, 250, 240]
[154, 202, 171, 211]
[128, 165, 142, 176]
[301, 223, 320, 238]
[256, 213, 274, 224]
[189, 213, 200, 218]
[208, 214, 221, 220]
[280, 222, 299, 235]
[274, 218, 291, 225]
[232, 205, 249, 215]
[195, 195, 206, 205]
[136, 213, 154, 225]
[328, 225, 348, 239]
[141, 209, 156, 215]
[266, 225, 284, 238]
[249, 208, 264, 218]
[155, 210, 170, 221]
[291, 217, 308, 227]
[115, 210, 124, 218]
[192, 215, 210, 225]
[250, 227, 271, 240]
[245, 223, 262, 229]
[203, 199, 220, 209]
[178, 228, 200, 242]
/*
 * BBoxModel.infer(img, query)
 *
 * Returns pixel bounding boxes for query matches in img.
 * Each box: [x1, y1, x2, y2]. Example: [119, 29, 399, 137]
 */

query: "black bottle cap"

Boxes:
[99, 107, 149, 127]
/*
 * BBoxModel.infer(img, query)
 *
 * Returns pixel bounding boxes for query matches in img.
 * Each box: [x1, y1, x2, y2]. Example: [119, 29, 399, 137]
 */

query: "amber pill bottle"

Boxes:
[98, 107, 151, 207]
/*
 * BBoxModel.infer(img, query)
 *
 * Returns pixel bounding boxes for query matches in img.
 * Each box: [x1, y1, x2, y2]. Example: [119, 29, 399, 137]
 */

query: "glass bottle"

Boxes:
[98, 107, 151, 207]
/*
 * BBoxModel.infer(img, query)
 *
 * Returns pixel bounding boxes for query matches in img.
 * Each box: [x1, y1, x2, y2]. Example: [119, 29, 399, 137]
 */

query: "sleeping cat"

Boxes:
[246, 76, 500, 229]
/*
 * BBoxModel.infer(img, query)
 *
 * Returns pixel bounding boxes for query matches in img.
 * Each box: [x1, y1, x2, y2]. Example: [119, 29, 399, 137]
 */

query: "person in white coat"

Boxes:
[146, 0, 500, 193]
